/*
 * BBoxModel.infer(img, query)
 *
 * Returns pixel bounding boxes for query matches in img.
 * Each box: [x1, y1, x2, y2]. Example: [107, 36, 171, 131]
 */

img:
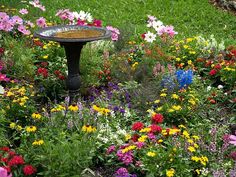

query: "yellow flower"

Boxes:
[188, 99, 196, 106]
[140, 127, 151, 133]
[154, 99, 160, 104]
[147, 151, 156, 157]
[192, 135, 200, 140]
[158, 139, 163, 143]
[160, 93, 167, 97]
[187, 146, 196, 152]
[189, 51, 196, 55]
[175, 57, 181, 62]
[122, 145, 136, 153]
[156, 106, 163, 111]
[187, 60, 192, 65]
[183, 130, 190, 139]
[92, 105, 100, 112]
[187, 139, 194, 144]
[6, 91, 14, 97]
[169, 128, 180, 135]
[178, 124, 186, 129]
[26, 126, 37, 133]
[194, 143, 199, 148]
[138, 135, 148, 142]
[168, 109, 174, 113]
[171, 94, 179, 99]
[186, 38, 194, 42]
[195, 169, 201, 175]
[183, 45, 189, 49]
[43, 45, 47, 49]
[82, 125, 96, 133]
[42, 55, 48, 59]
[68, 104, 79, 112]
[125, 134, 131, 141]
[166, 168, 175, 177]
[16, 125, 23, 131]
[172, 105, 182, 111]
[32, 139, 44, 146]
[10, 122, 16, 129]
[31, 113, 42, 120]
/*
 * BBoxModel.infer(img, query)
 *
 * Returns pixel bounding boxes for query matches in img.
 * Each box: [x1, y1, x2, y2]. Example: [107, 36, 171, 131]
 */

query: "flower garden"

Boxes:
[0, 0, 236, 177]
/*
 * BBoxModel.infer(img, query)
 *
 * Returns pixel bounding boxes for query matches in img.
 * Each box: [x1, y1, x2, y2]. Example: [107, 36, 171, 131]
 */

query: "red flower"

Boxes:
[8, 151, 16, 157]
[3, 166, 11, 173]
[37, 67, 48, 78]
[150, 124, 162, 133]
[151, 113, 163, 124]
[92, 19, 102, 27]
[54, 70, 61, 76]
[209, 69, 217, 76]
[0, 47, 5, 55]
[141, 33, 146, 39]
[8, 155, 24, 166]
[23, 165, 37, 176]
[0, 147, 10, 152]
[230, 49, 236, 57]
[131, 134, 140, 142]
[58, 75, 66, 80]
[41, 62, 48, 67]
[131, 122, 144, 131]
[209, 99, 216, 104]
[214, 64, 222, 70]
[1, 157, 8, 163]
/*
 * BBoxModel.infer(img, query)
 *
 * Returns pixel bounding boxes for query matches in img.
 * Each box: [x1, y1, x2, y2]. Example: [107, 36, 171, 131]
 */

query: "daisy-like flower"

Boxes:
[68, 104, 79, 112]
[19, 9, 28, 15]
[36, 17, 47, 28]
[144, 31, 156, 43]
[31, 112, 42, 120]
[26, 126, 37, 133]
[32, 139, 44, 146]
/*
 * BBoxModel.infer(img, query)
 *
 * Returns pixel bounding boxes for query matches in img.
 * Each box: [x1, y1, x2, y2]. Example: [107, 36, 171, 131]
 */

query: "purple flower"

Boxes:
[11, 16, 23, 25]
[19, 9, 28, 15]
[106, 26, 120, 41]
[0, 12, 10, 21]
[36, 17, 47, 28]
[106, 145, 116, 154]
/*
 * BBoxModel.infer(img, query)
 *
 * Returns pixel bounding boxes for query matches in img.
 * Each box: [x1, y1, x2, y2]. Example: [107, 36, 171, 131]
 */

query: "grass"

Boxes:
[1, 0, 236, 45]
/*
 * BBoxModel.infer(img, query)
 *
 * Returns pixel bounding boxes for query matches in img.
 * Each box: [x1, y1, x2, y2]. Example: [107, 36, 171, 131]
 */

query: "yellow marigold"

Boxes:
[32, 140, 44, 146]
[68, 104, 79, 112]
[166, 168, 175, 177]
[171, 94, 179, 99]
[188, 146, 196, 152]
[26, 126, 37, 133]
[147, 151, 156, 157]
[32, 113, 42, 120]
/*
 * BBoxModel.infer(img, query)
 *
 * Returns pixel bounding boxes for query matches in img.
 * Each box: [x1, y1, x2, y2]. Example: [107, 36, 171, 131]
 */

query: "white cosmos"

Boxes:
[144, 31, 156, 43]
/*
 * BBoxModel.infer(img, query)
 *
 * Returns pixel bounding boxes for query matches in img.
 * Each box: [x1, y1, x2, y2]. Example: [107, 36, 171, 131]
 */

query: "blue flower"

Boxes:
[175, 69, 193, 89]
[161, 75, 176, 91]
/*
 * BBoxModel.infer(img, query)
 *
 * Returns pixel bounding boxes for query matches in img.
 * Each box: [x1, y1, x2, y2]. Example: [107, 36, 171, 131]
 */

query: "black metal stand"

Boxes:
[61, 42, 86, 104]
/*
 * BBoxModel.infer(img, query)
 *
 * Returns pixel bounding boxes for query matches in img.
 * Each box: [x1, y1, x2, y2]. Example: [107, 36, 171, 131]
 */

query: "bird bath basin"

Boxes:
[34, 25, 111, 103]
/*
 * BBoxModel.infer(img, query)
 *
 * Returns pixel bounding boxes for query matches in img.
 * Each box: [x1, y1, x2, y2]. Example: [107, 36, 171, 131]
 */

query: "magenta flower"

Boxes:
[36, 17, 47, 28]
[0, 73, 10, 82]
[19, 9, 28, 15]
[106, 26, 120, 41]
[56, 9, 74, 21]
[0, 167, 12, 177]
[229, 135, 236, 146]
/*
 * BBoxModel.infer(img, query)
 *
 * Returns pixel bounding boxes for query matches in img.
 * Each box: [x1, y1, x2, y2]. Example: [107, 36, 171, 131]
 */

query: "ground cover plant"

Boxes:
[0, 0, 236, 177]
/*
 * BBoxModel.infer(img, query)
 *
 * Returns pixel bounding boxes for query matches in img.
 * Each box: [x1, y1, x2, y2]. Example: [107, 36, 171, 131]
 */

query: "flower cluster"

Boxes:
[0, 147, 36, 176]
[29, 0, 45, 11]
[175, 69, 193, 89]
[143, 15, 177, 43]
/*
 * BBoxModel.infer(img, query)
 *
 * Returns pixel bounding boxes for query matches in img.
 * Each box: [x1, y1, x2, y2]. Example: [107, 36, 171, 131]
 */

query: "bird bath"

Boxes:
[34, 25, 111, 103]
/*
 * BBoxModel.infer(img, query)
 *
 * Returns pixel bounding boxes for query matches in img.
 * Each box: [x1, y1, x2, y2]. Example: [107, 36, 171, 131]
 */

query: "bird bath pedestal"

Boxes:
[34, 25, 111, 103]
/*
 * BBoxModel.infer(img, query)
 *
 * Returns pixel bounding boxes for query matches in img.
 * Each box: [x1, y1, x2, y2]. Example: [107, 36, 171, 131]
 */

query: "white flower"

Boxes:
[78, 10, 87, 21]
[86, 13, 93, 23]
[144, 31, 156, 43]
[0, 85, 4, 94]
[72, 12, 80, 19]
[217, 85, 223, 89]
[152, 20, 163, 31]
[224, 92, 228, 96]
[207, 86, 212, 92]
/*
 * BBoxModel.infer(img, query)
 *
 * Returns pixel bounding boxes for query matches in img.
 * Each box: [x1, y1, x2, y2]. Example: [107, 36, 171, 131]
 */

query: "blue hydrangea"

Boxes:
[175, 69, 194, 89]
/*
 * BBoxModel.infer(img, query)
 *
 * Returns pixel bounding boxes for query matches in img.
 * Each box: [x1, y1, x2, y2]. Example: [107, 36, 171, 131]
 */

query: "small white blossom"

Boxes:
[207, 86, 212, 92]
[217, 85, 223, 89]
[144, 31, 156, 43]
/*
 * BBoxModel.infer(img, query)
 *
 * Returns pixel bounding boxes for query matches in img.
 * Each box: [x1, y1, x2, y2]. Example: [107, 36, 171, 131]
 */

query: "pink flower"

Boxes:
[11, 16, 23, 25]
[229, 135, 236, 146]
[17, 25, 31, 35]
[0, 12, 10, 21]
[0, 73, 10, 82]
[0, 167, 12, 177]
[19, 9, 28, 15]
[92, 19, 102, 27]
[56, 9, 74, 21]
[77, 19, 86, 26]
[106, 26, 120, 41]
[29, 0, 45, 11]
[36, 17, 47, 28]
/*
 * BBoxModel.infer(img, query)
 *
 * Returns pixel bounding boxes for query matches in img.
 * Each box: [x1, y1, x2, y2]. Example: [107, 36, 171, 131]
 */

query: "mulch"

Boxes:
[209, 0, 236, 16]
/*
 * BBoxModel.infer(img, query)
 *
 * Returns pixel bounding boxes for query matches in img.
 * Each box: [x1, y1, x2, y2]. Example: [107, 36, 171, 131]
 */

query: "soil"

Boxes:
[209, 0, 236, 15]
[54, 29, 103, 39]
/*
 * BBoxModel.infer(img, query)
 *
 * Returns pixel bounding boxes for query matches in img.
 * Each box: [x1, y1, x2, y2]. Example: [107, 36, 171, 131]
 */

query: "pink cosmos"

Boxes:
[229, 135, 236, 146]
[106, 26, 120, 41]
[17, 25, 31, 35]
[19, 9, 28, 15]
[26, 21, 35, 28]
[0, 20, 14, 32]
[29, 0, 45, 11]
[36, 17, 47, 28]
[0, 167, 12, 177]
[157, 25, 177, 37]
[11, 16, 23, 25]
[56, 9, 74, 21]
[0, 12, 9, 21]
